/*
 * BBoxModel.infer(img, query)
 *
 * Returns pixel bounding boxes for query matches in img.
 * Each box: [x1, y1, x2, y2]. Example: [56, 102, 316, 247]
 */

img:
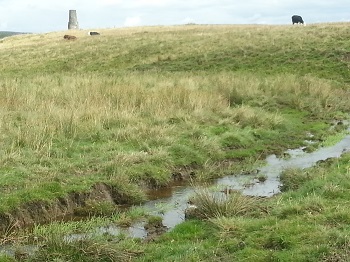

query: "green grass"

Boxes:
[131, 154, 350, 261]
[1, 22, 350, 261]
[0, 71, 345, 212]
[1, 24, 350, 82]
[186, 188, 263, 219]
[9, 156, 350, 261]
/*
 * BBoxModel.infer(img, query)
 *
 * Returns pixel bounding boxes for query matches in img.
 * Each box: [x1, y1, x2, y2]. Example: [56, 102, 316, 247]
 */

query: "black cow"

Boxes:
[292, 15, 304, 25]
[88, 31, 100, 36]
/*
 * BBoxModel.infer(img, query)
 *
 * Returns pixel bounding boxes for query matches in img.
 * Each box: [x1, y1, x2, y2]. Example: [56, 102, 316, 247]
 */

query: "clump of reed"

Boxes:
[188, 187, 264, 219]
[279, 168, 314, 192]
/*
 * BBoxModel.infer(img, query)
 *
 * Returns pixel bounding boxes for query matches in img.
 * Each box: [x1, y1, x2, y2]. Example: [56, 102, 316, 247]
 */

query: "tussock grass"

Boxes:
[32, 218, 109, 243]
[279, 168, 315, 192]
[1, 23, 350, 261]
[29, 237, 142, 262]
[188, 187, 262, 219]
[0, 71, 347, 211]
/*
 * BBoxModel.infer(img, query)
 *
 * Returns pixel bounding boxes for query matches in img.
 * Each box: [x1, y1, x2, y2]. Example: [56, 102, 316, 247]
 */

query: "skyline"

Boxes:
[0, 0, 349, 33]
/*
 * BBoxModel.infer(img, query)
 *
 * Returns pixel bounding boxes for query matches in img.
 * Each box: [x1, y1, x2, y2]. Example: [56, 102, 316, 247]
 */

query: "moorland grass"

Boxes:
[0, 25, 349, 210]
[1, 24, 350, 82]
[0, 72, 347, 212]
[135, 154, 350, 261]
[0, 23, 350, 261]
[187, 187, 262, 219]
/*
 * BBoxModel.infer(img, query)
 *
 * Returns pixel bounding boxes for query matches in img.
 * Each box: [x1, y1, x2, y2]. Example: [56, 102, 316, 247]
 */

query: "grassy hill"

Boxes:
[1, 24, 349, 82]
[0, 31, 25, 39]
[0, 23, 350, 261]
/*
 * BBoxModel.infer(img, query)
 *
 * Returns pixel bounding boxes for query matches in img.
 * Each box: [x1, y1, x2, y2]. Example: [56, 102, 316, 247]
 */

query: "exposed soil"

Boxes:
[0, 182, 138, 234]
[1, 123, 349, 235]
[0, 167, 199, 235]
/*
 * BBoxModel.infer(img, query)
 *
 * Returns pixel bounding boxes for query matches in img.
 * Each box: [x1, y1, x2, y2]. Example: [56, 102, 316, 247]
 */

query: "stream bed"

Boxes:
[1, 128, 350, 257]
[66, 127, 350, 241]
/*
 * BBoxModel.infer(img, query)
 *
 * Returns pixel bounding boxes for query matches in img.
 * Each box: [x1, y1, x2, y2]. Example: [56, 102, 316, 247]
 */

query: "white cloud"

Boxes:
[100, 0, 122, 6]
[132, 0, 165, 6]
[0, 21, 8, 30]
[124, 16, 142, 27]
[181, 17, 196, 25]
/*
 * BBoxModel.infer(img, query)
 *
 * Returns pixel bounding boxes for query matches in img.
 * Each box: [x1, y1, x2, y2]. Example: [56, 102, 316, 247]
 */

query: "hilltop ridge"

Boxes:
[0, 23, 349, 83]
[0, 31, 26, 39]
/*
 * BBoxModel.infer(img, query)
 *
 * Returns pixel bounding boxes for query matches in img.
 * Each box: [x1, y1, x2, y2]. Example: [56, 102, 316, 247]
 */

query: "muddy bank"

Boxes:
[1, 124, 349, 236]
[0, 183, 140, 234]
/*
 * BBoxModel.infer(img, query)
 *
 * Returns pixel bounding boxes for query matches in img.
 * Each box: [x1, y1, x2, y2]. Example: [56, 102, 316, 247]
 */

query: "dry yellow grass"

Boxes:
[0, 23, 349, 212]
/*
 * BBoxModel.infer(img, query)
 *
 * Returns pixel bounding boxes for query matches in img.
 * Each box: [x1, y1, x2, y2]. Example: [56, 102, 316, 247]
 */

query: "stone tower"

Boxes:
[68, 10, 79, 30]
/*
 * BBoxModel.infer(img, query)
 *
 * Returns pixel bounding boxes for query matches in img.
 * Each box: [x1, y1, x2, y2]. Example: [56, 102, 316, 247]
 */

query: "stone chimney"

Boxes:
[68, 10, 79, 30]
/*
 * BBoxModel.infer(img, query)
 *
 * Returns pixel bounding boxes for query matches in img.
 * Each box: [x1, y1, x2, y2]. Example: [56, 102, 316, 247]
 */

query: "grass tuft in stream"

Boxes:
[187, 187, 264, 219]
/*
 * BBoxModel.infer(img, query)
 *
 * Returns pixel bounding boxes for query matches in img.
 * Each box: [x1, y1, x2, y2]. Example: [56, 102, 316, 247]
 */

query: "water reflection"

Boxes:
[2, 129, 350, 256]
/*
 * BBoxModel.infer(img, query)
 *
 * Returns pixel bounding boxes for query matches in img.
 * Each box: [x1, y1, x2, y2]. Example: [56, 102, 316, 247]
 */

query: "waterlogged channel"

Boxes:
[2, 128, 350, 257]
[65, 127, 350, 241]
[217, 134, 350, 197]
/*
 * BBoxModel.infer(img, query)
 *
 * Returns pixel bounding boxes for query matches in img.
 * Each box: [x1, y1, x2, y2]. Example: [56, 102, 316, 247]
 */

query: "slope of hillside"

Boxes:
[0, 24, 349, 82]
[0, 23, 350, 261]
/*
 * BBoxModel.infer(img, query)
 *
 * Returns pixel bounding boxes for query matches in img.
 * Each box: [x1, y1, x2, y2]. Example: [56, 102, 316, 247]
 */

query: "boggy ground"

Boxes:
[0, 23, 350, 261]
[3, 153, 350, 262]
[0, 182, 144, 233]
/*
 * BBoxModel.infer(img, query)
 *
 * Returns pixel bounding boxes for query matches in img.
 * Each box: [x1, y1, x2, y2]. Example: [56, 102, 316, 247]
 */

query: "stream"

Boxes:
[65, 126, 350, 241]
[1, 127, 350, 257]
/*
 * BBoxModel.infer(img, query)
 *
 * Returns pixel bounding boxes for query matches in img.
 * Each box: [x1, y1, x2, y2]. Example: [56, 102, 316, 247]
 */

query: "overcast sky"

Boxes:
[0, 0, 349, 33]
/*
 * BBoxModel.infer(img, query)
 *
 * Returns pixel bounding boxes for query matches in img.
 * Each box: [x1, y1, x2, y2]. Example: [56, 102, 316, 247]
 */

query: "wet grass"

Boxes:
[6, 155, 350, 261]
[134, 154, 350, 261]
[28, 236, 143, 262]
[187, 188, 263, 219]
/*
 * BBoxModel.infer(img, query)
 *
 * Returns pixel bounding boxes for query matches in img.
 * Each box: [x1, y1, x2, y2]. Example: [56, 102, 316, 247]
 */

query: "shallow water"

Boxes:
[146, 130, 350, 231]
[2, 129, 350, 255]
[64, 185, 194, 242]
[88, 131, 350, 239]
[0, 244, 38, 258]
[217, 133, 350, 197]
